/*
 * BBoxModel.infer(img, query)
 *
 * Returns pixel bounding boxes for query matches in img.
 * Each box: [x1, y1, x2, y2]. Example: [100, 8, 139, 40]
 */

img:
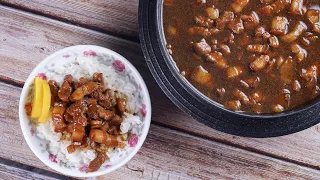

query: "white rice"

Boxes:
[35, 53, 143, 169]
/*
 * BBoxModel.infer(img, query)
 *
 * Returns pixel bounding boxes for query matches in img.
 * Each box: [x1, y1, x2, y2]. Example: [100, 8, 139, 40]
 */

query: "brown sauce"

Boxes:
[163, 0, 320, 114]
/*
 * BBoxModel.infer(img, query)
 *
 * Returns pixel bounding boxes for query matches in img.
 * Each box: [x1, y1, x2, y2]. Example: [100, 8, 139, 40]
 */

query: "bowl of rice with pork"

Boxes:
[19, 45, 151, 177]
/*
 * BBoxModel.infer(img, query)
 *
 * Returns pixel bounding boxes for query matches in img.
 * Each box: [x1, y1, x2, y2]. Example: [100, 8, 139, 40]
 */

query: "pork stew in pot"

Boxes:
[163, 0, 320, 114]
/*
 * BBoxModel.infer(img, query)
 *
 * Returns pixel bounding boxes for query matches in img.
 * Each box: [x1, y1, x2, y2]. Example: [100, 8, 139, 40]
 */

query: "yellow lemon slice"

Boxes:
[38, 80, 51, 123]
[31, 77, 44, 118]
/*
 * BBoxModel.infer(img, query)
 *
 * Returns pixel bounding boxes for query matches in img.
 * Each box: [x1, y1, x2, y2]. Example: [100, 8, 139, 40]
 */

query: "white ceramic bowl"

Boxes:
[19, 45, 151, 177]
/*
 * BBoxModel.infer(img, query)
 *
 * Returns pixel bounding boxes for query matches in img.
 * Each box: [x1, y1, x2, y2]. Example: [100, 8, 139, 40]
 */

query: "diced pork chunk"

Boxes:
[306, 9, 319, 24]
[195, 16, 214, 28]
[271, 16, 289, 35]
[194, 38, 211, 55]
[227, 66, 243, 78]
[289, 0, 304, 16]
[216, 11, 234, 29]
[269, 36, 280, 48]
[228, 17, 244, 34]
[191, 66, 214, 88]
[272, 0, 291, 14]
[241, 11, 260, 29]
[291, 43, 307, 62]
[224, 100, 241, 110]
[280, 21, 307, 43]
[205, 51, 228, 68]
[247, 44, 269, 53]
[206, 7, 220, 20]
[249, 55, 270, 71]
[231, 0, 250, 13]
[280, 57, 294, 84]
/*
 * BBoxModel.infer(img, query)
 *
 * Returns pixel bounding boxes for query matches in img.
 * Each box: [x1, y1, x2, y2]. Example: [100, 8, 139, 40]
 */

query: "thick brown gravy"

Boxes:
[163, 0, 320, 114]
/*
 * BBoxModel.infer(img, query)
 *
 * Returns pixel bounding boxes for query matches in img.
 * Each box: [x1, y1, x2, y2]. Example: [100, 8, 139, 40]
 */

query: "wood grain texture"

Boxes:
[0, 0, 139, 40]
[1, 83, 320, 179]
[0, 163, 58, 180]
[0, 157, 74, 180]
[1, 4, 320, 172]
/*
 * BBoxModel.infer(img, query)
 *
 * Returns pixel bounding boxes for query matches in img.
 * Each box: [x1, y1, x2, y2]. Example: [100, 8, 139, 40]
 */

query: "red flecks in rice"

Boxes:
[49, 153, 58, 163]
[140, 104, 147, 117]
[83, 50, 96, 56]
[79, 165, 88, 172]
[30, 129, 34, 136]
[112, 60, 125, 72]
[128, 134, 138, 147]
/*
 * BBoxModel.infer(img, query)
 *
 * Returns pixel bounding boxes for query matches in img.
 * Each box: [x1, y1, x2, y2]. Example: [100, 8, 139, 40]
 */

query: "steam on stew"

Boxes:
[163, 0, 320, 114]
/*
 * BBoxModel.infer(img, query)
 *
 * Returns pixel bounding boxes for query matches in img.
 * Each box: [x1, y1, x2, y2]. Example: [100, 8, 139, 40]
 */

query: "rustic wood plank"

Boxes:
[1, 82, 320, 179]
[1, 5, 320, 170]
[1, 0, 139, 40]
[0, 157, 74, 180]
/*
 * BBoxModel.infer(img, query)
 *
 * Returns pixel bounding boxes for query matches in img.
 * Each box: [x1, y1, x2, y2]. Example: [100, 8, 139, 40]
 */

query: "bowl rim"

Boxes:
[138, 0, 320, 137]
[19, 45, 152, 177]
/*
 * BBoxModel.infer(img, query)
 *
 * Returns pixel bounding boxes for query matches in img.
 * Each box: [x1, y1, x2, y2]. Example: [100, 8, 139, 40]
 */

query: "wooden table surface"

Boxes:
[0, 0, 320, 179]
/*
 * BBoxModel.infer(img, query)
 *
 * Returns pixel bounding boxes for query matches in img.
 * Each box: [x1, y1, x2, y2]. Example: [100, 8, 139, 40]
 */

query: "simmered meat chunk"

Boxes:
[291, 43, 307, 62]
[241, 11, 260, 29]
[280, 21, 307, 43]
[269, 36, 280, 48]
[195, 16, 214, 28]
[90, 120, 103, 129]
[271, 16, 289, 35]
[205, 51, 228, 68]
[194, 38, 212, 55]
[89, 129, 119, 146]
[66, 100, 88, 117]
[289, 0, 304, 16]
[70, 82, 99, 102]
[191, 66, 214, 88]
[306, 9, 320, 34]
[247, 44, 269, 53]
[228, 17, 244, 34]
[87, 153, 107, 173]
[52, 102, 67, 132]
[87, 101, 100, 120]
[58, 75, 73, 102]
[224, 100, 241, 110]
[116, 98, 126, 114]
[249, 55, 270, 71]
[234, 89, 250, 104]
[98, 107, 115, 121]
[216, 11, 234, 30]
[74, 77, 88, 89]
[72, 124, 85, 142]
[231, 0, 249, 13]
[48, 80, 59, 105]
[93, 73, 103, 83]
[206, 6, 219, 20]
[280, 57, 294, 84]
[73, 115, 88, 126]
[272, 0, 291, 14]
[110, 115, 123, 125]
[227, 66, 243, 78]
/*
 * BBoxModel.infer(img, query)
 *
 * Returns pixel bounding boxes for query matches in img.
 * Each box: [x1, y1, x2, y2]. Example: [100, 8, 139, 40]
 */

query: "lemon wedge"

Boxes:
[38, 80, 51, 123]
[31, 77, 44, 118]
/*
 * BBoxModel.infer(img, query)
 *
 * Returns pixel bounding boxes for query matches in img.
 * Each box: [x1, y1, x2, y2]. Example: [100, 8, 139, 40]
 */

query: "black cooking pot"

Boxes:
[138, 0, 320, 137]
